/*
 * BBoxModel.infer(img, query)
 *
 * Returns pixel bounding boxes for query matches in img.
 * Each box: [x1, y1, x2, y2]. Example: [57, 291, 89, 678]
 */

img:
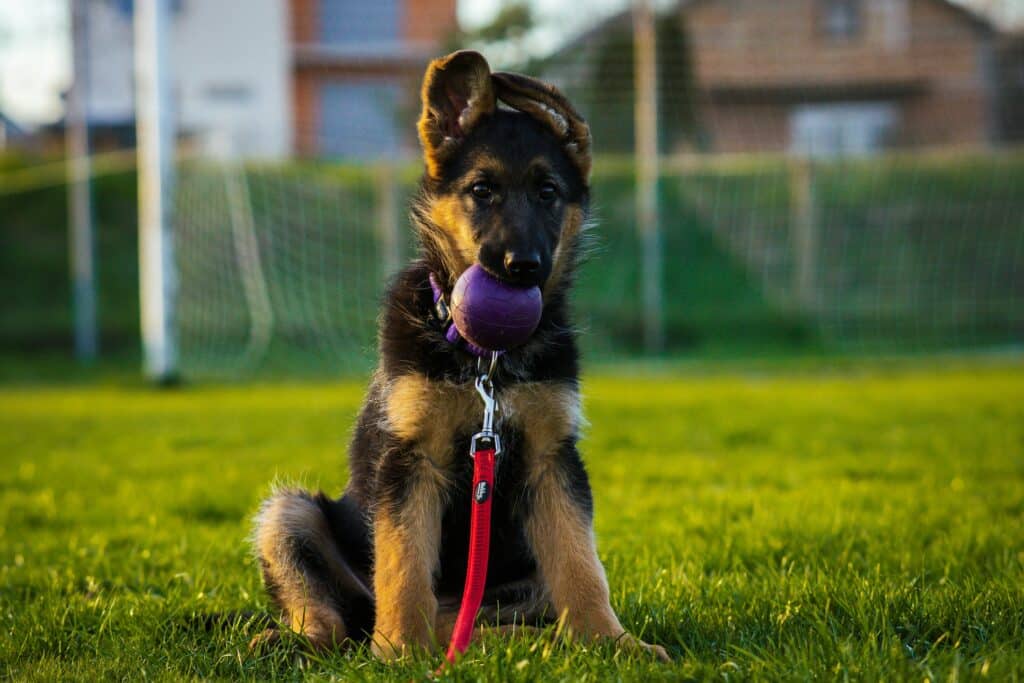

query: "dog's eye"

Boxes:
[538, 182, 558, 202]
[471, 183, 493, 201]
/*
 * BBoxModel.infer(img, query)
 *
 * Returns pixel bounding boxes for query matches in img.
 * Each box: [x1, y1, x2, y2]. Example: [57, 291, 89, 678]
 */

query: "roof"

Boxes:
[925, 0, 997, 33]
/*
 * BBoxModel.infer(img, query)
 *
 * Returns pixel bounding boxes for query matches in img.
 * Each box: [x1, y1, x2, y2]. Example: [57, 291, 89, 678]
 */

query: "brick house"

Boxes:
[546, 0, 1004, 156]
[686, 0, 1000, 155]
[289, 0, 457, 158]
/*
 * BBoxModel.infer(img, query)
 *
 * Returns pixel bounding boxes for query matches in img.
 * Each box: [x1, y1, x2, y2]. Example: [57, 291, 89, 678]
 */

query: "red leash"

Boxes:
[444, 445, 496, 662]
[438, 364, 500, 670]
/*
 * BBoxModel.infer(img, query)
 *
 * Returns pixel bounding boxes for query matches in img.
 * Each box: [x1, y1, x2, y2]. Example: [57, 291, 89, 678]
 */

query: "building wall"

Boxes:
[290, 0, 456, 158]
[172, 0, 293, 158]
[684, 0, 994, 153]
[688, 0, 917, 87]
[84, 1, 136, 124]
[82, 0, 292, 159]
[900, 0, 993, 148]
[697, 103, 792, 154]
[290, 0, 319, 155]
[403, 0, 458, 45]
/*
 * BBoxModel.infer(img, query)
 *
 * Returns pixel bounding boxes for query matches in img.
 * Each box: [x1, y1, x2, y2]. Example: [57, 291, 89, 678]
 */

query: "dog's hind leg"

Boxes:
[252, 489, 374, 650]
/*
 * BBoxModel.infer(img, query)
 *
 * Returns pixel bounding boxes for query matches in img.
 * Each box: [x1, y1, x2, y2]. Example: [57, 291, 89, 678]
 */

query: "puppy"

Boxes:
[252, 50, 669, 662]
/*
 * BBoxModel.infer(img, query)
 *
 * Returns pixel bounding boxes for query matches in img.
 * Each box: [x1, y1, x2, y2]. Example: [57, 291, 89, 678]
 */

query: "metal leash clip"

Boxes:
[470, 351, 501, 458]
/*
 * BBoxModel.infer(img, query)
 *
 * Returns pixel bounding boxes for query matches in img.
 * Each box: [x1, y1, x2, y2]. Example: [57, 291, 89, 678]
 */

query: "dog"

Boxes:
[251, 50, 669, 663]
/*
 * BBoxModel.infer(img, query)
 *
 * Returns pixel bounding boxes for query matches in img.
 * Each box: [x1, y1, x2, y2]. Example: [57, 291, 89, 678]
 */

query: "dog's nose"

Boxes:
[504, 251, 540, 278]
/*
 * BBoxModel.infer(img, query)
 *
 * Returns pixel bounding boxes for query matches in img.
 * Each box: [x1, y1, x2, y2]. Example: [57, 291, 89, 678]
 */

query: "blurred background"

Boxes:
[1, 0, 1022, 379]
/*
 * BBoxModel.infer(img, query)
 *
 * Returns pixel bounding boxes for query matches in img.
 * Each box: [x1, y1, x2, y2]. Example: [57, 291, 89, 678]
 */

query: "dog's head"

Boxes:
[415, 51, 591, 294]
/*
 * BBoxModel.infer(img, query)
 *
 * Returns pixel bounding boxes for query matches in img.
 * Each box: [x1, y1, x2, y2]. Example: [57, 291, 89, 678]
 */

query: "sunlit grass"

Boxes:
[1, 362, 1022, 680]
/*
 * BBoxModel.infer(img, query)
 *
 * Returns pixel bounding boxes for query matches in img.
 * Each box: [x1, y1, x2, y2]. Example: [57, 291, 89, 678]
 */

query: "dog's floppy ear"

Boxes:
[491, 71, 592, 180]
[418, 50, 497, 179]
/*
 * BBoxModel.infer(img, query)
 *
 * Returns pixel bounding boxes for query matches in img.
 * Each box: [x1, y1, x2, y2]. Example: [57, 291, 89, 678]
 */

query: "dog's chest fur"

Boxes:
[380, 373, 581, 470]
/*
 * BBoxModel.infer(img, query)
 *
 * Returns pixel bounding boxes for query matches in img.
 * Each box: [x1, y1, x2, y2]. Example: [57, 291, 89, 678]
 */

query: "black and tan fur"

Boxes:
[252, 51, 669, 662]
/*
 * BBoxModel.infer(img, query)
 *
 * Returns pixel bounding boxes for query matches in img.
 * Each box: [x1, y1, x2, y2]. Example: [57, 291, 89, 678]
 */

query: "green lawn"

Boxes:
[2, 362, 1023, 681]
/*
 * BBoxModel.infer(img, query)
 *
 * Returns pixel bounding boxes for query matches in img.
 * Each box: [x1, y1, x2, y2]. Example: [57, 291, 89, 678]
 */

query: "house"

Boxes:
[288, 0, 457, 158]
[685, 0, 999, 156]
[544, 0, 1005, 157]
[65, 0, 292, 158]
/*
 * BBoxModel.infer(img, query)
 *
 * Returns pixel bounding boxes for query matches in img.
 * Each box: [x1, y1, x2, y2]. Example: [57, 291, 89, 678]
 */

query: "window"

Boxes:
[790, 103, 898, 158]
[319, 0, 399, 46]
[318, 82, 402, 159]
[820, 0, 862, 41]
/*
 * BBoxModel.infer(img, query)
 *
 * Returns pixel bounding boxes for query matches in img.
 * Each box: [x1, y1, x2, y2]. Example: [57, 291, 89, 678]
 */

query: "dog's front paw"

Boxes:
[370, 634, 402, 661]
[617, 633, 672, 662]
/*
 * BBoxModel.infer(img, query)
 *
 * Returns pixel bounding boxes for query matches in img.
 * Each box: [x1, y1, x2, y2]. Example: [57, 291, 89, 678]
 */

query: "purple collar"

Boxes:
[429, 272, 503, 359]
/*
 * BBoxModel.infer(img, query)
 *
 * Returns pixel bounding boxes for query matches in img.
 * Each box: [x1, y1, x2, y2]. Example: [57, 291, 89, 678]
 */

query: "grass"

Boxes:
[1, 361, 1023, 680]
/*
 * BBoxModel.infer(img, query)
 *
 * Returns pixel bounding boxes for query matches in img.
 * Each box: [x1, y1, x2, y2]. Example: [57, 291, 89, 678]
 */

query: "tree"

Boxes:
[442, 2, 540, 74]
[585, 13, 702, 154]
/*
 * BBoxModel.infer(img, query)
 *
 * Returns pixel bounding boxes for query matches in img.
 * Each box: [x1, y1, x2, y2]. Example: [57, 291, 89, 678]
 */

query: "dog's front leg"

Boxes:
[525, 442, 670, 661]
[371, 452, 445, 660]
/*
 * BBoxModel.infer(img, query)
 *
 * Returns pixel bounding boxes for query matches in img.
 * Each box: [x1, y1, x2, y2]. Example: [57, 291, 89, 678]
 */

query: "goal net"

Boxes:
[174, 161, 416, 377]
[171, 149, 1024, 377]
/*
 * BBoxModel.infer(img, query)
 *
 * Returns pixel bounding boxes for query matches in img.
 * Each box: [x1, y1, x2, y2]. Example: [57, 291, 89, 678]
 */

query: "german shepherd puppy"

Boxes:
[252, 51, 669, 662]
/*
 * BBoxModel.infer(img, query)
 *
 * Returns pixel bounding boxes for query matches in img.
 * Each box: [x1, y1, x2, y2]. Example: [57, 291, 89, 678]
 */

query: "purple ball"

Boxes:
[451, 264, 543, 351]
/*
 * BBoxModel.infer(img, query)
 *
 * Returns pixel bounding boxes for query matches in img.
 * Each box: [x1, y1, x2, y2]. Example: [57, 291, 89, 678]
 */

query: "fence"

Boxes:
[168, 149, 1024, 376]
[2, 150, 1023, 376]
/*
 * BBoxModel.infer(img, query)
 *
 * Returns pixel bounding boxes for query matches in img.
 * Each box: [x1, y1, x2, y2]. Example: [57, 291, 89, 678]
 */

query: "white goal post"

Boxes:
[135, 0, 178, 383]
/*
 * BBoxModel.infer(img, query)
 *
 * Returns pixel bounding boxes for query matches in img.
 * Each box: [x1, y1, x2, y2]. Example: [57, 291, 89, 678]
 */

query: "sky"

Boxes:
[0, 0, 68, 125]
[1, 0, 1022, 127]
